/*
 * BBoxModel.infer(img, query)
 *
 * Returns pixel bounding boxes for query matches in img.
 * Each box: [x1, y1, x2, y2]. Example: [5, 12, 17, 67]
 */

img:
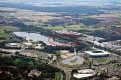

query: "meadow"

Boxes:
[0, 26, 20, 31]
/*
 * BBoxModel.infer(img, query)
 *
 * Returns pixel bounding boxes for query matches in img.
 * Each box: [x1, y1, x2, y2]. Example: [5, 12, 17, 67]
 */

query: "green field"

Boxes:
[0, 33, 11, 41]
[0, 33, 11, 38]
[28, 61, 34, 65]
[42, 24, 105, 31]
[55, 72, 61, 80]
[43, 26, 64, 30]
[66, 25, 81, 30]
[0, 26, 20, 31]
[94, 58, 106, 63]
[14, 58, 22, 64]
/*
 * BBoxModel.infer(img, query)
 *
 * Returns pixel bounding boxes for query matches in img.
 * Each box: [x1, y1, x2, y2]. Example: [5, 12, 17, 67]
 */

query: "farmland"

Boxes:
[0, 5, 121, 32]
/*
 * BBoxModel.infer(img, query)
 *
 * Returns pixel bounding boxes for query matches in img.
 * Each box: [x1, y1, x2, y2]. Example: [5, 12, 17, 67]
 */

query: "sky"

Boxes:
[0, 0, 120, 4]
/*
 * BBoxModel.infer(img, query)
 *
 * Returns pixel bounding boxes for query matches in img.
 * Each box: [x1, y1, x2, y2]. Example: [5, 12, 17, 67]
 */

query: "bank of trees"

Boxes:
[90, 30, 121, 41]
[76, 18, 101, 26]
[41, 42, 88, 54]
[0, 55, 61, 80]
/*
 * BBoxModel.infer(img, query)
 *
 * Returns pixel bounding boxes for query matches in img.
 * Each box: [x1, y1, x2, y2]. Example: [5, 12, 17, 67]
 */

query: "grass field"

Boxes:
[0, 33, 11, 40]
[94, 58, 106, 63]
[66, 25, 81, 30]
[14, 58, 21, 64]
[66, 24, 105, 31]
[0, 33, 10, 37]
[55, 72, 60, 80]
[44, 26, 64, 30]
[0, 26, 20, 31]
[28, 61, 34, 65]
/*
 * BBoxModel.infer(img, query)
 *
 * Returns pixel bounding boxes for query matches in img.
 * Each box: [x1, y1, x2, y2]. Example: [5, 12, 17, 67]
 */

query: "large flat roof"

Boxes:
[85, 50, 111, 56]
[73, 69, 95, 79]
[78, 69, 95, 74]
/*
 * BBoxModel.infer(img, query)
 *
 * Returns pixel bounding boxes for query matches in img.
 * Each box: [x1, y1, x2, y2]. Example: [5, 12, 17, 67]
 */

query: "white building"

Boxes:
[8, 43, 21, 47]
[85, 50, 111, 57]
[73, 69, 96, 79]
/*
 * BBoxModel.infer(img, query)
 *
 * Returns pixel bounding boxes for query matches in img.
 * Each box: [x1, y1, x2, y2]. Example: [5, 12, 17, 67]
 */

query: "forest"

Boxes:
[0, 55, 61, 80]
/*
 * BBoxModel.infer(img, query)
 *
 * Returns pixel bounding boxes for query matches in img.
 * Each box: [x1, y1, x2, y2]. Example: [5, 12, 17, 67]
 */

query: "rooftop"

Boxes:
[85, 50, 111, 56]
[73, 69, 96, 79]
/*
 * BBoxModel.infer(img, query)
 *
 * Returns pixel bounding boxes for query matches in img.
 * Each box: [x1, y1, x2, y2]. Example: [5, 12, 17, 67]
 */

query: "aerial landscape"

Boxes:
[0, 0, 121, 80]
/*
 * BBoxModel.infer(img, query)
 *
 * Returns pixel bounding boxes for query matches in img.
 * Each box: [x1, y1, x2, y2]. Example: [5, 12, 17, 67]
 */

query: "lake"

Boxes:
[13, 32, 62, 45]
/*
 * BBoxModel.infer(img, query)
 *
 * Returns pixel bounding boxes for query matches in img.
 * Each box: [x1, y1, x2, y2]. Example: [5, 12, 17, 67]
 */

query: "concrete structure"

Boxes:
[61, 47, 84, 65]
[85, 50, 111, 57]
[61, 55, 84, 65]
[73, 69, 96, 79]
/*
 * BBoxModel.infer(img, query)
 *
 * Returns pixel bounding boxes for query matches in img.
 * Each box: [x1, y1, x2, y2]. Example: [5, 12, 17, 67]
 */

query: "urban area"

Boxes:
[0, 0, 121, 80]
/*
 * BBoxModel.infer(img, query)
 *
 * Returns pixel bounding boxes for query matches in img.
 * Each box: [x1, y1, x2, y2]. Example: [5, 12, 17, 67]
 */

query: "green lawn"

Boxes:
[66, 24, 105, 31]
[14, 59, 21, 64]
[55, 72, 61, 80]
[28, 61, 34, 65]
[44, 26, 64, 30]
[0, 33, 11, 37]
[94, 58, 107, 63]
[66, 25, 82, 30]
[0, 26, 20, 31]
[0, 33, 11, 40]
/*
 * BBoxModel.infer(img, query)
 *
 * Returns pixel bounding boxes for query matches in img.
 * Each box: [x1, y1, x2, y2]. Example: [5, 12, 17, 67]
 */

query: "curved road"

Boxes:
[52, 64, 71, 80]
[60, 72, 63, 80]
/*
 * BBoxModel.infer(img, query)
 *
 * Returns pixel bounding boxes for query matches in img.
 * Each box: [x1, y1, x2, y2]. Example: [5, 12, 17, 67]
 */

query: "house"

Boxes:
[28, 69, 41, 77]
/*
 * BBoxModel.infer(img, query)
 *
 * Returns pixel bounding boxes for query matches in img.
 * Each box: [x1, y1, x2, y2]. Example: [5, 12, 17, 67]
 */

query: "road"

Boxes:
[52, 64, 71, 80]
[60, 72, 63, 80]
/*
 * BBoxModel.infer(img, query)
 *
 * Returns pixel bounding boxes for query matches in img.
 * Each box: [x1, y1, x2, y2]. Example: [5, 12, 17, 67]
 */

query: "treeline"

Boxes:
[41, 42, 88, 54]
[0, 55, 61, 80]
[0, 37, 6, 40]
[90, 30, 121, 41]
[76, 18, 101, 26]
